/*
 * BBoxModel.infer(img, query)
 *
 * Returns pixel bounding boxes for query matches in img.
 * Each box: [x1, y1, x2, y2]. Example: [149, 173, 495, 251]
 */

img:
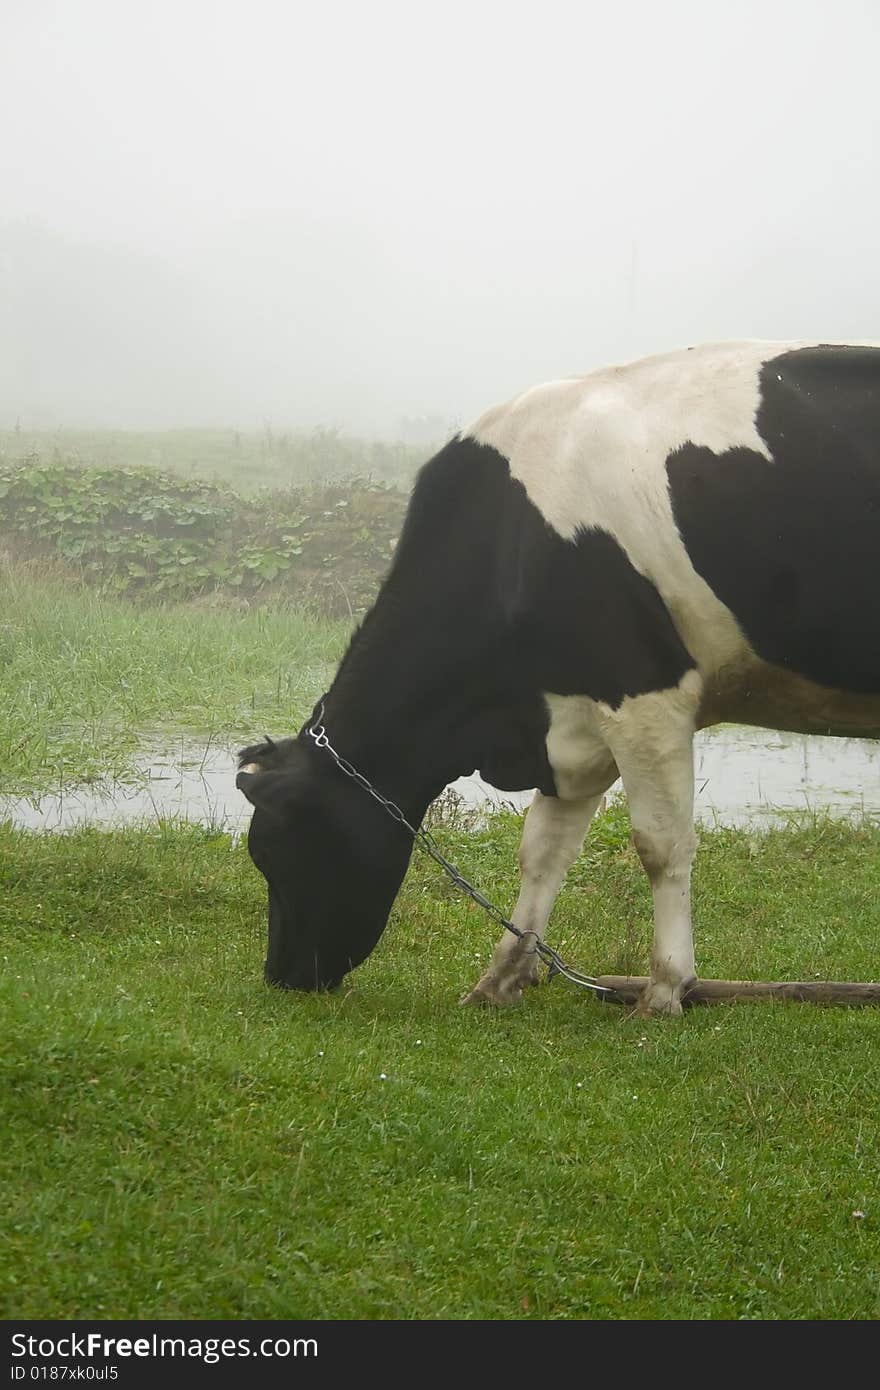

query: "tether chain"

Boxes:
[305, 703, 609, 995]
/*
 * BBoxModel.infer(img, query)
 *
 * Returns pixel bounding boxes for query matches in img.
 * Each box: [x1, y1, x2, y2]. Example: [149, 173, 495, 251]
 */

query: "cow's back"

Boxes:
[465, 341, 880, 702]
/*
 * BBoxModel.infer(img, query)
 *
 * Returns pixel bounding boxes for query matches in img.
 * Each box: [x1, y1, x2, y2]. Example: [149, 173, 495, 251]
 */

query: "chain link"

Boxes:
[306, 705, 609, 995]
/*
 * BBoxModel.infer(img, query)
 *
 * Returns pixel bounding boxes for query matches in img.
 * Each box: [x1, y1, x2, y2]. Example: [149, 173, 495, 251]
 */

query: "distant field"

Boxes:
[0, 427, 427, 493]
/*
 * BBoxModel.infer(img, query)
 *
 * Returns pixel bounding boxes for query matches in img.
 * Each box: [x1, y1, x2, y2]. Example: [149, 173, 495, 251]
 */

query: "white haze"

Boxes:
[1, 0, 878, 437]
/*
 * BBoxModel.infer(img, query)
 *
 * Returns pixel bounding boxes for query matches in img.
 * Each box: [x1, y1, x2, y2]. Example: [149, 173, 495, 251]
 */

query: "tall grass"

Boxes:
[0, 564, 350, 792]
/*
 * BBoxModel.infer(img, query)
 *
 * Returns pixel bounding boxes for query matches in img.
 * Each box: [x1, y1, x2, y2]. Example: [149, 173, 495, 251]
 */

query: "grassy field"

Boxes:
[2, 810, 879, 1320]
[0, 566, 349, 793]
[2, 560, 880, 1320]
[0, 427, 425, 493]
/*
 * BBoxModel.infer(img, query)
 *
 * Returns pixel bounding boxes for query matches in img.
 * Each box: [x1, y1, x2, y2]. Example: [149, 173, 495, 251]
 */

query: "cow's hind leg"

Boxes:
[604, 683, 700, 1016]
[462, 784, 613, 1007]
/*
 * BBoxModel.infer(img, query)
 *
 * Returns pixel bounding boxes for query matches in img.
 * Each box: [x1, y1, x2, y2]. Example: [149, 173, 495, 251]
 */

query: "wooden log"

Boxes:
[595, 976, 880, 1007]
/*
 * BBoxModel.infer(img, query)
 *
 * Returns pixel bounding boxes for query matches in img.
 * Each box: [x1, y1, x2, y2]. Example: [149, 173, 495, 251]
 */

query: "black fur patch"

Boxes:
[667, 346, 880, 692]
[328, 437, 696, 784]
[436, 440, 696, 711]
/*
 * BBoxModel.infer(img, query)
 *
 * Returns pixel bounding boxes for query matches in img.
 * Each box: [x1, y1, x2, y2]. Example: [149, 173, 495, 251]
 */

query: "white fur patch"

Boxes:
[544, 673, 704, 1006]
[463, 341, 825, 677]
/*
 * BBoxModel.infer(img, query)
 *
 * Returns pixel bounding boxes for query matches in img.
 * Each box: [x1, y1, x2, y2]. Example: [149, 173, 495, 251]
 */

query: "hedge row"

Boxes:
[0, 459, 409, 617]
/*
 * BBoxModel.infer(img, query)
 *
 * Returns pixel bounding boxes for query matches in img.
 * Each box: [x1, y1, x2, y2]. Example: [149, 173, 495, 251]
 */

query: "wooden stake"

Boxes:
[595, 976, 880, 1006]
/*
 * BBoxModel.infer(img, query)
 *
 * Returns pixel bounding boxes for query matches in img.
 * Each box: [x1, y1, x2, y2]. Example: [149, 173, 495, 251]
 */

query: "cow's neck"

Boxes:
[315, 589, 509, 818]
[307, 439, 554, 819]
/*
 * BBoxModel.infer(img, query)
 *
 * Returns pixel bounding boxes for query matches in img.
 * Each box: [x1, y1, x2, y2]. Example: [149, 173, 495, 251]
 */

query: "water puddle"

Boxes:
[1, 727, 879, 833]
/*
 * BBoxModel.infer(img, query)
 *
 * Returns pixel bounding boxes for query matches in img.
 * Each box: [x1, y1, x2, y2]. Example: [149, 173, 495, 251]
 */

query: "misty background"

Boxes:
[1, 0, 878, 441]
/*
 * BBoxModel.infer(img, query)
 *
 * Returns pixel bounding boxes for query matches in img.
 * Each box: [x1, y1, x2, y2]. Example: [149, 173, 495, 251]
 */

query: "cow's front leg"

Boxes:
[462, 789, 605, 1006]
[609, 706, 698, 1016]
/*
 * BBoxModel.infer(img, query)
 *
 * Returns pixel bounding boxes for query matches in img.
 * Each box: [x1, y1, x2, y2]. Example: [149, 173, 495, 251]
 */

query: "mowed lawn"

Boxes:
[2, 809, 879, 1321]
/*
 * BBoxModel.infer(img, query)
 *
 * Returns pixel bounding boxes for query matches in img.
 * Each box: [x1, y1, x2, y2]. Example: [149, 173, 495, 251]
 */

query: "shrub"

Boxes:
[0, 459, 408, 617]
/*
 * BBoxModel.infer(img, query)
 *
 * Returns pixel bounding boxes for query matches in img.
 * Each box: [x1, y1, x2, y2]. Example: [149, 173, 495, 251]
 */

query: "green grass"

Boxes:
[2, 808, 879, 1320]
[3, 566, 879, 1319]
[0, 566, 350, 792]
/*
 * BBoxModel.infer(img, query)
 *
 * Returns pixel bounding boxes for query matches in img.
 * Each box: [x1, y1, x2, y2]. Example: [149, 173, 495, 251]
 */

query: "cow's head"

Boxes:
[236, 736, 417, 991]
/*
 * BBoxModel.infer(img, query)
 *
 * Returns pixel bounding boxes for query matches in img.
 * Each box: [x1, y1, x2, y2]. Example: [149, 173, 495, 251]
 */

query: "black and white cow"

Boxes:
[237, 341, 880, 1014]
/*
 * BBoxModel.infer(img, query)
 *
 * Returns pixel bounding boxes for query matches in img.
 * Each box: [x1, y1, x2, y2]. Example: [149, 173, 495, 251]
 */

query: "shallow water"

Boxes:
[1, 722, 878, 828]
[1, 727, 879, 833]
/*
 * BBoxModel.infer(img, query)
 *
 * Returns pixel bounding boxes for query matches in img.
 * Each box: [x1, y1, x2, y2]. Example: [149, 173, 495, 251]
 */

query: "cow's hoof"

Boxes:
[637, 978, 692, 1016]
[461, 945, 542, 1007]
[460, 973, 525, 1007]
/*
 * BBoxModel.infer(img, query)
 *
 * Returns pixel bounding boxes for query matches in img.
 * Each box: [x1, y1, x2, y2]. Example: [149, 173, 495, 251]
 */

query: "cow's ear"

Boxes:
[237, 735, 280, 770]
[236, 770, 300, 820]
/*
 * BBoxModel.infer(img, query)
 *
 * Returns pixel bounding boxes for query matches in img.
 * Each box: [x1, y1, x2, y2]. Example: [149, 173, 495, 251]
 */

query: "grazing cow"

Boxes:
[237, 341, 880, 1013]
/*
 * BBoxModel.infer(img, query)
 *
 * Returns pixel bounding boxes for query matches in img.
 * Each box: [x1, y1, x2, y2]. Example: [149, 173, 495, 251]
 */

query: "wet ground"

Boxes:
[2, 726, 879, 833]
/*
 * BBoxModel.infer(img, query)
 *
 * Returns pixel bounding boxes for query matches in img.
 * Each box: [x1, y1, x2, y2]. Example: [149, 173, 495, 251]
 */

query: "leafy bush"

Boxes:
[0, 458, 408, 616]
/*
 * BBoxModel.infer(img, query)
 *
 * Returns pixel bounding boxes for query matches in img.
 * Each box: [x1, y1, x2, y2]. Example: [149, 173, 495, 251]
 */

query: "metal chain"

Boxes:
[305, 704, 609, 995]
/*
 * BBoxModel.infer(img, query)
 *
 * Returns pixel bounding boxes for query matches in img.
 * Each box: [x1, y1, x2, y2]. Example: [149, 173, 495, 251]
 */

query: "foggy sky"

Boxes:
[1, 0, 878, 436]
